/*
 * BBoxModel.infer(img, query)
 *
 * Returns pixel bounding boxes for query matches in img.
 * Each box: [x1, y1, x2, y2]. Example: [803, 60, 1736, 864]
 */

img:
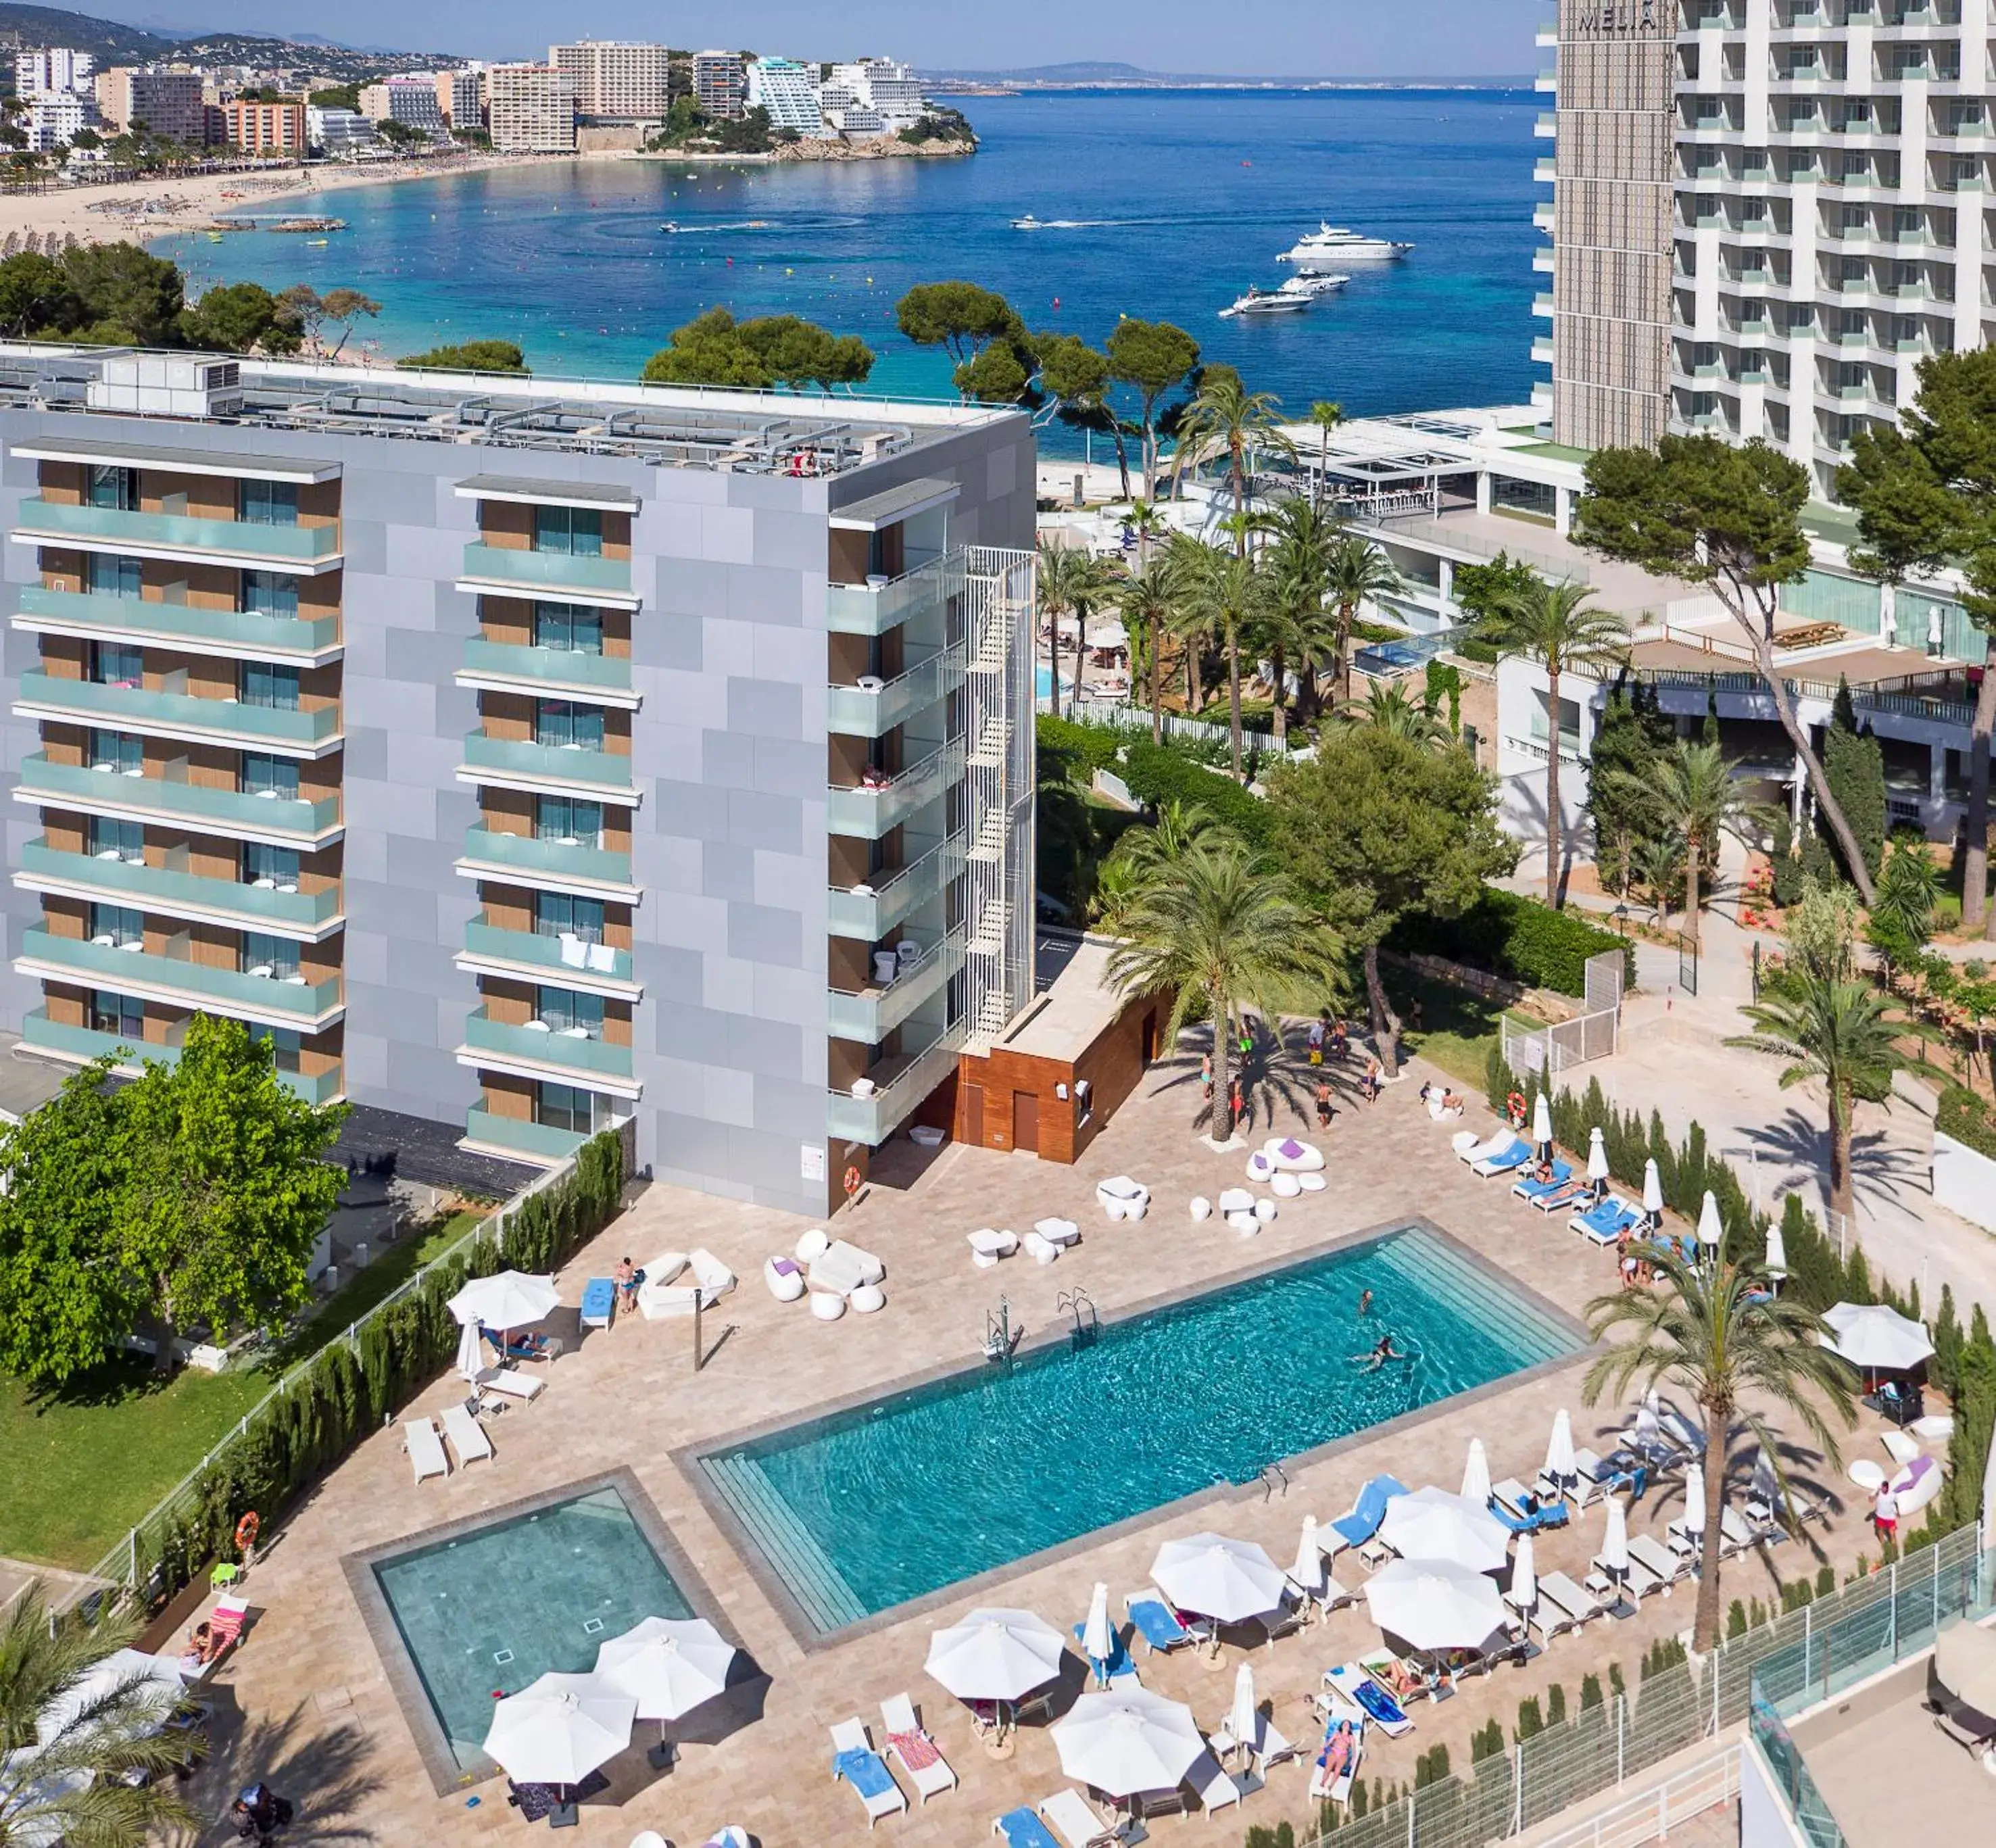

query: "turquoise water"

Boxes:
[151, 89, 1539, 449]
[372, 1484, 695, 1772]
[698, 1227, 1578, 1635]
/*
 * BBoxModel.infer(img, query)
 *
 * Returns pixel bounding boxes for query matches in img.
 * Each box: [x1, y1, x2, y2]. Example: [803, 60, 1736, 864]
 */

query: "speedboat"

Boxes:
[659, 221, 679, 233]
[1219, 285, 1309, 318]
[1277, 272, 1349, 300]
[1012, 214, 1046, 230]
[1279, 224, 1414, 268]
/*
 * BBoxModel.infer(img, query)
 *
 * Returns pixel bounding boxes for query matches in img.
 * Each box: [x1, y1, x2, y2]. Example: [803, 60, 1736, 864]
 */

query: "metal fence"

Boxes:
[1529, 1745, 1742, 1848]
[1502, 952, 1626, 1083]
[1036, 696, 1298, 758]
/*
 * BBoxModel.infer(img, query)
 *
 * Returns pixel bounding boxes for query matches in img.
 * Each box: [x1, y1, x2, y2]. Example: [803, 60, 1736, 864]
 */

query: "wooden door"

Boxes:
[963, 1084, 985, 1147]
[1142, 1010, 1159, 1063]
[1012, 1090, 1040, 1155]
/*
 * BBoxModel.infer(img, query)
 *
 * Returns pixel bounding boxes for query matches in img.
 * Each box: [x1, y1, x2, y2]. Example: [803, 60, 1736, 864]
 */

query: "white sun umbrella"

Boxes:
[3, 1756, 91, 1848]
[1081, 1583, 1113, 1684]
[595, 1617, 737, 1720]
[925, 1609, 1067, 1702]
[447, 1270, 560, 1345]
[1544, 1408, 1577, 1494]
[1532, 1092, 1554, 1155]
[1461, 1438, 1492, 1508]
[1378, 1486, 1511, 1574]
[1052, 1688, 1204, 1798]
[1509, 1533, 1538, 1620]
[1600, 1496, 1630, 1584]
[1228, 1662, 1257, 1753]
[1697, 1190, 1724, 1255]
[454, 1315, 484, 1384]
[1681, 1461, 1707, 1539]
[1363, 1557, 1507, 1653]
[36, 1649, 183, 1743]
[1150, 1533, 1288, 1624]
[1822, 1303, 1934, 1373]
[1290, 1515, 1325, 1601]
[1765, 1222, 1788, 1284]
[484, 1672, 635, 1786]
[1642, 1159, 1664, 1228]
[1586, 1127, 1610, 1190]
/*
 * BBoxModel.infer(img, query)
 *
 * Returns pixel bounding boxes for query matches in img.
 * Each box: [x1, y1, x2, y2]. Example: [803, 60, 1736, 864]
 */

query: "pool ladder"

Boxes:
[983, 1296, 1015, 1362]
[1056, 1288, 1099, 1351]
[1259, 1461, 1290, 1501]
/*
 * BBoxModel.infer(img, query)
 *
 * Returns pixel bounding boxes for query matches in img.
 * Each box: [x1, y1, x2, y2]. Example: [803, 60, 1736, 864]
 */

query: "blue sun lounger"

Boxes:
[1511, 1161, 1576, 1205]
[994, 1809, 1061, 1848]
[1471, 1138, 1533, 1177]
[1330, 1474, 1411, 1551]
[1124, 1588, 1204, 1654]
[1570, 1197, 1640, 1246]
[1073, 1620, 1139, 1687]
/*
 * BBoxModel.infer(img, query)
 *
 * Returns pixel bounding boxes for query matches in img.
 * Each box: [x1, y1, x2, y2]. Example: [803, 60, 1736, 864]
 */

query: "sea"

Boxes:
[151, 88, 1542, 455]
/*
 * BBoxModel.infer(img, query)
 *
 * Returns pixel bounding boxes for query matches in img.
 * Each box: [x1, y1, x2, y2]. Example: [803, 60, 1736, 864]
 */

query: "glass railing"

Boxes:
[460, 637, 634, 696]
[825, 1020, 967, 1144]
[14, 498, 340, 563]
[460, 543, 633, 599]
[827, 837, 963, 942]
[19, 840, 340, 931]
[20, 1009, 340, 1101]
[825, 741, 963, 839]
[462, 1104, 592, 1165]
[18, 928, 341, 1024]
[16, 754, 339, 842]
[16, 672, 341, 748]
[461, 732, 635, 794]
[14, 585, 339, 658]
[827, 929, 966, 1044]
[462, 1008, 635, 1081]
[457, 827, 635, 892]
[826, 646, 967, 739]
[460, 916, 633, 984]
[825, 557, 956, 637]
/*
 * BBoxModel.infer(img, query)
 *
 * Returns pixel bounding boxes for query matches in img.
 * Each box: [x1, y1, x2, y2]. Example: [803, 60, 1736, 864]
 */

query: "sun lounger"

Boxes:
[1124, 1587, 1210, 1653]
[1590, 1552, 1662, 1606]
[1323, 1664, 1413, 1736]
[1072, 1621, 1140, 1687]
[1330, 1474, 1411, 1550]
[1041, 1787, 1121, 1848]
[204, 1594, 250, 1664]
[1471, 1138, 1533, 1177]
[440, 1403, 493, 1468]
[579, 1276, 615, 1331]
[1310, 1714, 1365, 1803]
[1186, 1749, 1240, 1814]
[880, 1693, 956, 1803]
[485, 1329, 560, 1365]
[994, 1809, 1063, 1848]
[640, 1246, 737, 1318]
[1455, 1131, 1516, 1166]
[1252, 1597, 1309, 1648]
[404, 1417, 448, 1483]
[1489, 1479, 1568, 1532]
[830, 1718, 907, 1830]
[1933, 1696, 1996, 1758]
[1525, 1179, 1594, 1215]
[473, 1365, 543, 1405]
[1534, 1572, 1603, 1635]
[1510, 1161, 1575, 1203]
[1359, 1648, 1437, 1706]
[1571, 1196, 1640, 1245]
[1626, 1534, 1684, 1588]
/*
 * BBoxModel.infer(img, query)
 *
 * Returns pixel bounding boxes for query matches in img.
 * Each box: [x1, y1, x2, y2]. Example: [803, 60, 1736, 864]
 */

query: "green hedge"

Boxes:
[1035, 711, 1127, 781]
[128, 1131, 626, 1615]
[1119, 739, 1273, 845]
[1390, 887, 1632, 996]
[1938, 1086, 1996, 1161]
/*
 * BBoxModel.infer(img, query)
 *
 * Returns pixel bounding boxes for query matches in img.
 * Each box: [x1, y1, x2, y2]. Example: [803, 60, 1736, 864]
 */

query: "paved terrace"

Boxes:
[174, 1051, 1905, 1846]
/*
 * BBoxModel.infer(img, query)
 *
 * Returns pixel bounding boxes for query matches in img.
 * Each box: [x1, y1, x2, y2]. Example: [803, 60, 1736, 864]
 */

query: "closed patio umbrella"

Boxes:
[1681, 1461, 1707, 1539]
[1532, 1093, 1554, 1158]
[1642, 1159, 1663, 1231]
[1227, 1663, 1257, 1755]
[1544, 1409, 1577, 1494]
[1697, 1191, 1724, 1257]
[454, 1316, 484, 1384]
[1378, 1487, 1510, 1574]
[925, 1609, 1067, 1703]
[1151, 1533, 1288, 1624]
[1600, 1497, 1630, 1585]
[483, 1672, 635, 1786]
[1052, 1689, 1204, 1798]
[1081, 1583, 1113, 1686]
[1363, 1558, 1506, 1653]
[1822, 1303, 1934, 1373]
[1766, 1223, 1788, 1284]
[1290, 1516, 1324, 1601]
[1509, 1533, 1537, 1622]
[1461, 1438, 1492, 1508]
[1586, 1127, 1610, 1200]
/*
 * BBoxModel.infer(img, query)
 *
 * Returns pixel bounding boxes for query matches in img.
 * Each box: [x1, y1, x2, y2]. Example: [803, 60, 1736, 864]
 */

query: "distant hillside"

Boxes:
[0, 1, 173, 61]
[0, 3, 458, 76]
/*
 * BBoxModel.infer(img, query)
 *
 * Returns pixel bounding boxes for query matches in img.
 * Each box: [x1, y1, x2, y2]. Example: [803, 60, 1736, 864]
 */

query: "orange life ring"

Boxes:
[842, 1165, 862, 1199]
[234, 1511, 260, 1555]
[1506, 1092, 1528, 1127]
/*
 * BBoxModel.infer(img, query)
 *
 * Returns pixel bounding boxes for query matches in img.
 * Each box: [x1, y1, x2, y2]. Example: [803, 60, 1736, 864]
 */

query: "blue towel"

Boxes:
[1477, 1142, 1532, 1175]
[1074, 1620, 1136, 1681]
[1330, 1474, 1411, 1548]
[581, 1278, 615, 1319]
[996, 1809, 1062, 1848]
[833, 1748, 896, 1801]
[1126, 1597, 1187, 1651]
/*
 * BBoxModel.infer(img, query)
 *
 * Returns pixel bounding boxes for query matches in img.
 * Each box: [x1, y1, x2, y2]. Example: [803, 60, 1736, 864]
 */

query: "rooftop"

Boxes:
[996, 932, 1127, 1063]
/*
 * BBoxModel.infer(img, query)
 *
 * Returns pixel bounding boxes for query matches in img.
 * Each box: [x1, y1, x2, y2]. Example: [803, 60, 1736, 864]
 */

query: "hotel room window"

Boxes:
[239, 480, 298, 527]
[532, 505, 603, 556]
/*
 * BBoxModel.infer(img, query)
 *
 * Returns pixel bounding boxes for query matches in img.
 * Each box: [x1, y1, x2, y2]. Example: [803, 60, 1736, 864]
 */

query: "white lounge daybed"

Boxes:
[1264, 1136, 1325, 1173]
[405, 1417, 448, 1483]
[1095, 1177, 1150, 1221]
[810, 1238, 885, 1297]
[639, 1249, 737, 1319]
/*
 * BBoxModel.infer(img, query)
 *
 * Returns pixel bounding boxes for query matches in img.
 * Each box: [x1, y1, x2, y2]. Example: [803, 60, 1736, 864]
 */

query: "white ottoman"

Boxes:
[764, 1256, 806, 1302]
[1254, 1198, 1278, 1224]
[1246, 1152, 1274, 1184]
[1023, 1230, 1061, 1264]
[1125, 1198, 1147, 1221]
[850, 1283, 886, 1314]
[1225, 1211, 1261, 1236]
[1217, 1188, 1254, 1217]
[1298, 1173, 1328, 1193]
[1102, 1199, 1128, 1222]
[1271, 1172, 1302, 1199]
[795, 1227, 830, 1265]
[809, 1290, 846, 1322]
[1190, 1196, 1213, 1222]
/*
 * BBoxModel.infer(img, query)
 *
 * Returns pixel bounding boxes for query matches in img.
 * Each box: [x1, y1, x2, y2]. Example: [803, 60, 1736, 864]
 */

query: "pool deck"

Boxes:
[178, 1048, 1899, 1845]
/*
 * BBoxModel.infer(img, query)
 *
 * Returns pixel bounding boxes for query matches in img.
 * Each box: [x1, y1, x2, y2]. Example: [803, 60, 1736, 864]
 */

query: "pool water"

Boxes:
[372, 1484, 696, 1772]
[698, 1226, 1580, 1636]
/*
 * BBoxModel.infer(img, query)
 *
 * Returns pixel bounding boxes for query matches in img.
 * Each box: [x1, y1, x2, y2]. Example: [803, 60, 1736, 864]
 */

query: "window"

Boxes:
[1531, 691, 1583, 754]
[239, 752, 299, 800]
[534, 1081, 606, 1134]
[89, 990, 144, 1039]
[240, 931, 299, 980]
[89, 729, 142, 774]
[239, 662, 299, 710]
[531, 505, 603, 556]
[1490, 475, 1558, 523]
[86, 465, 137, 511]
[535, 986, 604, 1038]
[89, 640, 143, 689]
[88, 903, 143, 948]
[262, 1026, 301, 1074]
[242, 843, 299, 891]
[534, 796, 602, 845]
[535, 892, 604, 942]
[239, 571, 298, 617]
[89, 816, 144, 863]
[86, 553, 141, 598]
[239, 480, 298, 527]
[534, 700, 605, 750]
[533, 602, 603, 654]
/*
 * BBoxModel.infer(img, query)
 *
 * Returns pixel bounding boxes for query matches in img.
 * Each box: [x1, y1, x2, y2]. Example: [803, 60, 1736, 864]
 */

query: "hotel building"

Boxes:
[693, 52, 748, 122]
[433, 69, 485, 130]
[550, 41, 670, 121]
[220, 99, 308, 156]
[93, 67, 208, 144]
[358, 80, 448, 139]
[746, 58, 825, 136]
[0, 347, 1036, 1217]
[483, 64, 577, 153]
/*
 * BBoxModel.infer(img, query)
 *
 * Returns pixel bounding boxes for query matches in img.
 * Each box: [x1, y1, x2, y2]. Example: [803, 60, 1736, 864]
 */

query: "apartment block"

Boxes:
[483, 64, 577, 152]
[551, 41, 669, 120]
[746, 57, 825, 135]
[0, 347, 1036, 1217]
[221, 99, 307, 155]
[827, 57, 927, 128]
[434, 69, 484, 130]
[693, 51, 747, 121]
[15, 49, 94, 97]
[94, 68, 208, 144]
[359, 80, 447, 137]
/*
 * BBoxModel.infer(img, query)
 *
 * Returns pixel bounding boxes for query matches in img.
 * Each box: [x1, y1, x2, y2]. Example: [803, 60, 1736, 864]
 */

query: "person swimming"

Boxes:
[1358, 1288, 1373, 1316]
[1351, 1332, 1404, 1371]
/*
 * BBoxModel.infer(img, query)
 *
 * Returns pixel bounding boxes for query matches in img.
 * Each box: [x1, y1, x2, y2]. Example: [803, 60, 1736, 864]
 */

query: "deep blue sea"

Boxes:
[152, 89, 1540, 452]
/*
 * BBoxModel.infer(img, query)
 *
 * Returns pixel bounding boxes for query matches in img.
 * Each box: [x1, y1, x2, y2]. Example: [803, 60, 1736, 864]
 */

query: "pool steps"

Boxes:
[702, 1451, 872, 1634]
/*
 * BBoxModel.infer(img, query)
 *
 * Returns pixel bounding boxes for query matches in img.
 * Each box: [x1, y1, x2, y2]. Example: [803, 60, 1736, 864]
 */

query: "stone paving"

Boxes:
[176, 1050, 1900, 1846]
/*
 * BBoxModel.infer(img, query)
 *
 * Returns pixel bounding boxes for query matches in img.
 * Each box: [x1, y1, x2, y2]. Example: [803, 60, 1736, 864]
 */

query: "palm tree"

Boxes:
[1328, 681, 1451, 748]
[1106, 839, 1342, 1140]
[0, 1582, 195, 1843]
[1632, 829, 1688, 931]
[1036, 539, 1106, 718]
[1482, 579, 1628, 906]
[1257, 497, 1337, 741]
[1323, 532, 1401, 704]
[1172, 372, 1298, 545]
[1603, 739, 1761, 950]
[1307, 400, 1343, 506]
[1119, 558, 1175, 745]
[1171, 537, 1267, 774]
[1125, 497, 1166, 570]
[1582, 1246, 1854, 1653]
[1729, 972, 1907, 1227]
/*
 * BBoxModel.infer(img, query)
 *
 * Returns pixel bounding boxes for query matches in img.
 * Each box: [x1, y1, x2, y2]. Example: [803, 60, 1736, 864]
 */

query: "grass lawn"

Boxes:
[0, 1207, 489, 1572]
[1385, 969, 1540, 1092]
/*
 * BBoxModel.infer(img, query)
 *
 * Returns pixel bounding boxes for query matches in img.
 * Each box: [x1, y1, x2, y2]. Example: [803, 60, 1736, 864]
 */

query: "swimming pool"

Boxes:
[695, 1225, 1584, 1639]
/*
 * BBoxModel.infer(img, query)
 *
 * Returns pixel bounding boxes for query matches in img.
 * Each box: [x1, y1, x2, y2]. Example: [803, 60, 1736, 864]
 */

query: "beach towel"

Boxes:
[887, 1728, 940, 1770]
[833, 1748, 897, 1799]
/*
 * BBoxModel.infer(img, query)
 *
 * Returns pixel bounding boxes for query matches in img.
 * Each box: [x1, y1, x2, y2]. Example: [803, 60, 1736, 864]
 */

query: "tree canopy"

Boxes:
[1105, 317, 1200, 489]
[895, 280, 1023, 362]
[399, 338, 531, 375]
[640, 306, 874, 391]
[180, 280, 296, 355]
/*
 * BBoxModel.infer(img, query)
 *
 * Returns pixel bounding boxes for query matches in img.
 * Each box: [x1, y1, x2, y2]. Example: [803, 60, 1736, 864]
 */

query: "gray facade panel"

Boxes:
[725, 675, 802, 740]
[727, 900, 802, 969]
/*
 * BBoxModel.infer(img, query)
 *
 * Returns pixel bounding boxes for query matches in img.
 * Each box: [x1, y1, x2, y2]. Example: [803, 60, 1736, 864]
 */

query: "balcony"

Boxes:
[458, 732, 637, 800]
[826, 741, 963, 840]
[827, 929, 965, 1044]
[1533, 203, 1555, 233]
[1534, 112, 1555, 137]
[826, 646, 966, 740]
[15, 673, 341, 756]
[1530, 337, 1554, 366]
[19, 1008, 341, 1102]
[16, 840, 341, 938]
[459, 542, 636, 607]
[457, 915, 638, 996]
[12, 499, 341, 571]
[16, 927, 342, 1029]
[456, 638, 638, 706]
[15, 754, 341, 846]
[1533, 157, 1555, 183]
[827, 837, 965, 942]
[825, 558, 956, 638]
[458, 1008, 639, 1094]
[1533, 293, 1555, 317]
[462, 1104, 593, 1168]
[456, 827, 638, 898]
[825, 1021, 967, 1145]
[11, 585, 340, 663]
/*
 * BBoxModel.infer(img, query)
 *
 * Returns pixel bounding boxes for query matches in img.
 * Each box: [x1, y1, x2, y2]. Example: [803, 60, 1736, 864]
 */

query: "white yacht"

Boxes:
[1278, 224, 1413, 268]
[1277, 272, 1349, 300]
[1219, 285, 1309, 319]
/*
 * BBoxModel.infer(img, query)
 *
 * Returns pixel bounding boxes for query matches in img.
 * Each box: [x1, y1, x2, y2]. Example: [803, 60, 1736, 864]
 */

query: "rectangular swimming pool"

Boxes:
[695, 1224, 1584, 1638]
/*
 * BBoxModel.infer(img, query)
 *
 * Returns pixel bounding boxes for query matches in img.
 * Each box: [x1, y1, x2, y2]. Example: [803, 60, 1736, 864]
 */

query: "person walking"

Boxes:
[1315, 1078, 1334, 1129]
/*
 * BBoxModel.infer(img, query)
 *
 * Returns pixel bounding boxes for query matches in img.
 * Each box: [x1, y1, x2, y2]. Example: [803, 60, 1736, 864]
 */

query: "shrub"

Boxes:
[398, 338, 529, 374]
[1608, 1662, 1626, 1699]
[1938, 1086, 1996, 1161]
[1390, 885, 1631, 996]
[1546, 1682, 1566, 1726]
[1469, 1717, 1507, 1761]
[1414, 1743, 1451, 1789]
[1119, 739, 1273, 846]
[1727, 1599, 1749, 1638]
[1515, 1695, 1544, 1743]
[1580, 1672, 1604, 1710]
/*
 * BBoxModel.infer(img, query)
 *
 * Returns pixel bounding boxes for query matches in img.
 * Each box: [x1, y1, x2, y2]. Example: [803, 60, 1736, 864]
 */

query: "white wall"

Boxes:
[1934, 1132, 1996, 1234]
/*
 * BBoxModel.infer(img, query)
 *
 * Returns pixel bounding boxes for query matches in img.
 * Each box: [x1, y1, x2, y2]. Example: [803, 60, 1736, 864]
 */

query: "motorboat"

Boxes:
[1277, 272, 1349, 300]
[1219, 285, 1310, 318]
[1279, 224, 1414, 267]
[1012, 214, 1046, 230]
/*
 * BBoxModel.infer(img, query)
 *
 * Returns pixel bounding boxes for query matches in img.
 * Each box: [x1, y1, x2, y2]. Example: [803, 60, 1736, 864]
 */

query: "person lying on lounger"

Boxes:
[1317, 1720, 1357, 1780]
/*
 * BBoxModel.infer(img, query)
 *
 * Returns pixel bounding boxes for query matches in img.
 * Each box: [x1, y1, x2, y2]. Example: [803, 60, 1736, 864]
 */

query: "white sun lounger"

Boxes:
[440, 1403, 493, 1468]
[1211, 1705, 1296, 1772]
[880, 1692, 957, 1803]
[1534, 1572, 1602, 1635]
[1455, 1130, 1513, 1165]
[1041, 1787, 1121, 1848]
[1626, 1534, 1683, 1588]
[830, 1717, 907, 1829]
[473, 1365, 543, 1405]
[404, 1417, 447, 1483]
[1187, 1749, 1241, 1814]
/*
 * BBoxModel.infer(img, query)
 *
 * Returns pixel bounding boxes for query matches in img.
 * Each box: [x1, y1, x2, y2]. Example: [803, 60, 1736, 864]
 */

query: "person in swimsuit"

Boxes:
[1358, 1289, 1373, 1316]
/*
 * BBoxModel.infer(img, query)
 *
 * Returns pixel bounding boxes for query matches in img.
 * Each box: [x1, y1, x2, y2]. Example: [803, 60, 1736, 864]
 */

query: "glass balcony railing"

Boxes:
[827, 929, 966, 1044]
[462, 1104, 592, 1165]
[16, 672, 341, 748]
[460, 915, 634, 985]
[20, 1008, 341, 1101]
[825, 558, 956, 637]
[13, 585, 339, 658]
[826, 1020, 967, 1144]
[462, 1008, 635, 1082]
[18, 927, 341, 1025]
[460, 543, 633, 600]
[459, 637, 634, 697]
[16, 754, 339, 843]
[460, 732, 635, 794]
[826, 741, 963, 840]
[19, 840, 340, 931]
[457, 827, 635, 893]
[14, 498, 340, 564]
[826, 646, 967, 739]
[827, 837, 964, 942]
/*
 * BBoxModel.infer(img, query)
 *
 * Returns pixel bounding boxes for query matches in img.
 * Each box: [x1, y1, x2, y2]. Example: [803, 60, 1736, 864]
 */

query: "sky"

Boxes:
[101, 1, 1543, 77]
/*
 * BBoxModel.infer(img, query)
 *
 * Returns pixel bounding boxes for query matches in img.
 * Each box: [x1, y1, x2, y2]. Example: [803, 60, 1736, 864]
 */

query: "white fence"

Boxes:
[1503, 950, 1627, 1081]
[1529, 1745, 1742, 1848]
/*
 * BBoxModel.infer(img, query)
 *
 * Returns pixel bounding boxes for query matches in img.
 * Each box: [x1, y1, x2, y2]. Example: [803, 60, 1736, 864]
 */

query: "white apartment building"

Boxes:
[746, 57, 825, 135]
[550, 41, 668, 120]
[14, 49, 93, 97]
[359, 79, 448, 137]
[827, 57, 927, 128]
[24, 95, 90, 153]
[433, 69, 483, 130]
[307, 106, 378, 156]
[484, 64, 577, 153]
